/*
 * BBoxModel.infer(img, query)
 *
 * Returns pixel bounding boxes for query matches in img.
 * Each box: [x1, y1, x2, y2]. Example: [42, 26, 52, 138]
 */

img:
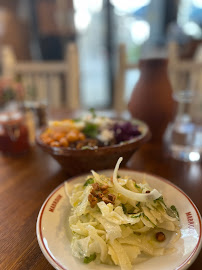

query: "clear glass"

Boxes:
[164, 90, 202, 162]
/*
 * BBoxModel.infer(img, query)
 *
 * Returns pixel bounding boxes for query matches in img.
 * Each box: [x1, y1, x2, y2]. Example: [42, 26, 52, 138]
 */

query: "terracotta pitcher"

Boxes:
[128, 58, 175, 141]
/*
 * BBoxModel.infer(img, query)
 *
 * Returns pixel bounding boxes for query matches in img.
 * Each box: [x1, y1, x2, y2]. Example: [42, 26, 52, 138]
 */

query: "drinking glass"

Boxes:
[0, 111, 30, 155]
[164, 90, 202, 162]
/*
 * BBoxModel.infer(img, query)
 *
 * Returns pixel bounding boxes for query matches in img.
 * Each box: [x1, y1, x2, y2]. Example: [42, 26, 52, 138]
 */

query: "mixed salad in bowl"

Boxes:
[40, 111, 142, 150]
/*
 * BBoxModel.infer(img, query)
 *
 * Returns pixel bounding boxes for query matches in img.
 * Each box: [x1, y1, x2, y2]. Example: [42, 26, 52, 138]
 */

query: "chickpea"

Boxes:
[155, 232, 166, 242]
[59, 137, 69, 147]
[78, 132, 86, 141]
[50, 141, 60, 147]
[47, 133, 54, 140]
[53, 132, 65, 141]
[66, 131, 79, 142]
[41, 133, 49, 140]
[43, 137, 52, 145]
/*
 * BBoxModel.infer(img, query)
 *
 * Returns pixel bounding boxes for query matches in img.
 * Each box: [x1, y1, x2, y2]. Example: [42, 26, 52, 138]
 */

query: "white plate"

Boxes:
[36, 170, 202, 270]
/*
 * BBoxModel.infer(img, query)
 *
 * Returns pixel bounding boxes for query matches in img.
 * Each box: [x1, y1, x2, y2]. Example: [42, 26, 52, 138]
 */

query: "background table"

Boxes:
[0, 142, 201, 269]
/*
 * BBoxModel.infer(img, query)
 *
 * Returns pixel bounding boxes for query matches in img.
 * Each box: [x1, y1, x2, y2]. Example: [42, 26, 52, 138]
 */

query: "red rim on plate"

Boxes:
[36, 170, 202, 270]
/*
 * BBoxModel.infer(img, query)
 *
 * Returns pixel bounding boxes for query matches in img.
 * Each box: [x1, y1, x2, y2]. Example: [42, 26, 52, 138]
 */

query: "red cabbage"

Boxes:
[113, 121, 141, 143]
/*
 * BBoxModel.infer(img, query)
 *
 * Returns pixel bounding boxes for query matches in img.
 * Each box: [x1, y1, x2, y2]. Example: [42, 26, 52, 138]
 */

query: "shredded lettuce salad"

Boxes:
[65, 157, 181, 270]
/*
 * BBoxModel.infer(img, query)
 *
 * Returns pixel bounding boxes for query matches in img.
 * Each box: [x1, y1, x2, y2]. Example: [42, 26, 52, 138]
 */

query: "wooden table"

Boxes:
[0, 142, 201, 270]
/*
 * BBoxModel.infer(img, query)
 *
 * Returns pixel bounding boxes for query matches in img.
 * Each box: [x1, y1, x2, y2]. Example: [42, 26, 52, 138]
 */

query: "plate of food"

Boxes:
[36, 158, 202, 270]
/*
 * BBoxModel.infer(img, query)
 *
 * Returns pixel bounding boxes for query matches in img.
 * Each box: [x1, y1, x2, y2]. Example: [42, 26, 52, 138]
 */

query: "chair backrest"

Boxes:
[115, 42, 202, 118]
[1, 43, 80, 110]
[114, 44, 138, 113]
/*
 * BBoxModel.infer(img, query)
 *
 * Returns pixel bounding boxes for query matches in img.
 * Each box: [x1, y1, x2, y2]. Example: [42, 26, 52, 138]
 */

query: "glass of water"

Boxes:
[164, 90, 202, 162]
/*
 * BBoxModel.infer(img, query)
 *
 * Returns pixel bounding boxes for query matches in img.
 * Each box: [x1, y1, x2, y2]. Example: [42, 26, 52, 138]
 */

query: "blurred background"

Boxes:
[1, 0, 202, 109]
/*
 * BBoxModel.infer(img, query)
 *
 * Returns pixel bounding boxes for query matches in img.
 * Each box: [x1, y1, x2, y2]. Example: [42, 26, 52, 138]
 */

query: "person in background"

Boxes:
[36, 0, 76, 60]
[0, 0, 31, 60]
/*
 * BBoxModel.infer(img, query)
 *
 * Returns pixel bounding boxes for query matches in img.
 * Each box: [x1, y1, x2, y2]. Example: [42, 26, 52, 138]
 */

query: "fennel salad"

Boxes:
[65, 158, 181, 270]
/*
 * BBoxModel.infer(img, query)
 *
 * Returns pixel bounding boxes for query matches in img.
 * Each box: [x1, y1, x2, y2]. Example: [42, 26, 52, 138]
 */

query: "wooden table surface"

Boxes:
[0, 142, 202, 270]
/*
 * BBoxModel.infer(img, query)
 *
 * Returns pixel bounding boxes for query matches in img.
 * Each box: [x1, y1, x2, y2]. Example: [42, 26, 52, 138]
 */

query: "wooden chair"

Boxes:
[115, 42, 202, 118]
[1, 43, 80, 110]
